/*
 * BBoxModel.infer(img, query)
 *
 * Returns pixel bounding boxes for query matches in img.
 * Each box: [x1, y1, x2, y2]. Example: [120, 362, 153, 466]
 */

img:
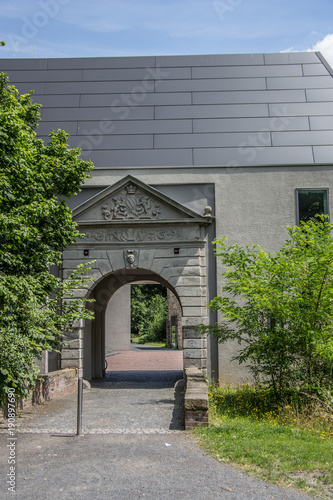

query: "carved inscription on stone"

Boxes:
[82, 228, 183, 243]
[102, 183, 161, 220]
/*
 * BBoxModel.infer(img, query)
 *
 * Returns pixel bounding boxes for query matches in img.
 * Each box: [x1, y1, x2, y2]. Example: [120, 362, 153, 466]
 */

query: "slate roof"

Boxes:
[1, 52, 333, 168]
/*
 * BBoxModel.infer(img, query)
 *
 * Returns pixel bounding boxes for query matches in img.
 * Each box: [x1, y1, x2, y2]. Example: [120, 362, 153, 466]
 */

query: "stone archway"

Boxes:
[85, 269, 183, 379]
[61, 175, 213, 379]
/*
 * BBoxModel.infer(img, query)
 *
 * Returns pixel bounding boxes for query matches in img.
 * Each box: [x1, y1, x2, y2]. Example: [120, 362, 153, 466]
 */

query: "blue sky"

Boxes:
[1, 0, 333, 66]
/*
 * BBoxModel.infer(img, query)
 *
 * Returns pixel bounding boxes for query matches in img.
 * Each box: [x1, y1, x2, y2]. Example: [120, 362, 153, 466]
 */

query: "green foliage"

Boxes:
[0, 72, 94, 404]
[202, 217, 333, 401]
[131, 284, 168, 343]
[195, 385, 333, 499]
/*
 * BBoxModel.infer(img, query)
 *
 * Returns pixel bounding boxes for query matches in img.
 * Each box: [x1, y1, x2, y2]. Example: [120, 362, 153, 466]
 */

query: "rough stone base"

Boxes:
[184, 366, 209, 430]
[185, 410, 209, 429]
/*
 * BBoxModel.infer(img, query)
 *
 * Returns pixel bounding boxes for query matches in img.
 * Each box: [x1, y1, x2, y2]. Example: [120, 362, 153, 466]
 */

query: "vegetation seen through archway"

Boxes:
[130, 284, 168, 345]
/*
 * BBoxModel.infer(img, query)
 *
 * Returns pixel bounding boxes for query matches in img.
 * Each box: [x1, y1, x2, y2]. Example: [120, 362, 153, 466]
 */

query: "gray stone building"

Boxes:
[2, 51, 333, 383]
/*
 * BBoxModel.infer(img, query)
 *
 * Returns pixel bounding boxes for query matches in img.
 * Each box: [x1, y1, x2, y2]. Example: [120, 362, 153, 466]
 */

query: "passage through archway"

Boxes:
[84, 269, 183, 379]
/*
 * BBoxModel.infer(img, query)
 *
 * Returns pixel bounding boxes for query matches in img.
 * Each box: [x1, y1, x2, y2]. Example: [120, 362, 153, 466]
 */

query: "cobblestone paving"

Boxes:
[1, 348, 185, 435]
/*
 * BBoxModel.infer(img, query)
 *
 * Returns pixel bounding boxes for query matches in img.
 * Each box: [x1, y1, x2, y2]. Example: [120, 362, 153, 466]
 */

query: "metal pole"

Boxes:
[77, 377, 83, 436]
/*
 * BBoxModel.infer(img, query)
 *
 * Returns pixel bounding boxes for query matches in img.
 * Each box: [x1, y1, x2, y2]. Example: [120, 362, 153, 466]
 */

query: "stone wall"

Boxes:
[30, 368, 77, 406]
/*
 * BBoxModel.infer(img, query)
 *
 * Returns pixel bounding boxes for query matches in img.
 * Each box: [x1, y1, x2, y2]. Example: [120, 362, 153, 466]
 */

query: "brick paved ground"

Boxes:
[106, 345, 183, 372]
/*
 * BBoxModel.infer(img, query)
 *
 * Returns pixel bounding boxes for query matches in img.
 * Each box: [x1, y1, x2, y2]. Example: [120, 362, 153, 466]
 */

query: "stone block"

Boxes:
[183, 338, 207, 349]
[61, 348, 81, 360]
[182, 306, 205, 317]
[138, 249, 155, 270]
[66, 339, 82, 349]
[176, 286, 202, 297]
[61, 359, 79, 370]
[185, 247, 204, 257]
[181, 266, 202, 276]
[183, 316, 209, 326]
[96, 259, 112, 275]
[70, 319, 84, 329]
[183, 348, 207, 359]
[107, 250, 125, 272]
[180, 296, 204, 307]
[62, 250, 81, 260]
[183, 326, 203, 339]
[62, 259, 84, 268]
[65, 288, 89, 299]
[183, 358, 207, 369]
[62, 268, 78, 279]
[178, 276, 203, 286]
[160, 266, 185, 280]
[150, 258, 167, 275]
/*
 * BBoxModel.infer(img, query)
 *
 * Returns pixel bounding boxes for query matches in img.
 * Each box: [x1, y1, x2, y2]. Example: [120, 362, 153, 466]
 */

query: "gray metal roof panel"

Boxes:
[1, 51, 332, 168]
[155, 103, 269, 119]
[155, 77, 266, 92]
[310, 116, 333, 130]
[82, 67, 191, 81]
[76, 119, 193, 135]
[87, 148, 193, 167]
[192, 64, 303, 79]
[38, 121, 78, 136]
[267, 76, 333, 90]
[269, 102, 333, 116]
[313, 146, 333, 163]
[306, 89, 333, 102]
[302, 63, 331, 76]
[40, 106, 154, 122]
[0, 58, 48, 70]
[193, 146, 314, 166]
[264, 52, 320, 64]
[80, 92, 192, 107]
[154, 132, 271, 149]
[192, 89, 306, 105]
[5, 69, 82, 82]
[69, 134, 154, 150]
[193, 116, 310, 133]
[35, 94, 80, 107]
[156, 54, 265, 67]
[272, 130, 333, 146]
[43, 81, 155, 94]
[47, 56, 156, 70]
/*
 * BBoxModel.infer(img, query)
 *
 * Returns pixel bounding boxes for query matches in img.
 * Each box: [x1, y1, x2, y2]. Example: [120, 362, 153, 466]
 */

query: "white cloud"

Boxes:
[309, 33, 333, 68]
[281, 47, 295, 53]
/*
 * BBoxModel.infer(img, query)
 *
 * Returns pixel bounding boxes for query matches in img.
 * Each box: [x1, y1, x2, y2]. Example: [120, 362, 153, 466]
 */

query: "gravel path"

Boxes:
[0, 349, 314, 499]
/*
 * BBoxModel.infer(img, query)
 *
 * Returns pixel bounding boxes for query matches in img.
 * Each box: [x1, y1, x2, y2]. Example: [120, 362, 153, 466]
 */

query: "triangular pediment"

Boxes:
[73, 176, 213, 225]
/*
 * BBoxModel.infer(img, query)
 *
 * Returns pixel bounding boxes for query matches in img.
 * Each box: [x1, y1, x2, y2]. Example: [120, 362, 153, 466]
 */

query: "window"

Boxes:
[296, 189, 328, 224]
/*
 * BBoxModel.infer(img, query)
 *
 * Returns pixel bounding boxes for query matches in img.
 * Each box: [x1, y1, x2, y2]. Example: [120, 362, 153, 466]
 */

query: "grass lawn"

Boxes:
[193, 385, 333, 499]
[131, 336, 170, 348]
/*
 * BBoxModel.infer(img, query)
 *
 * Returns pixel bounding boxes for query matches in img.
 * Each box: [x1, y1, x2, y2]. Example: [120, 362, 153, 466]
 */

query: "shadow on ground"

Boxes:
[90, 370, 184, 389]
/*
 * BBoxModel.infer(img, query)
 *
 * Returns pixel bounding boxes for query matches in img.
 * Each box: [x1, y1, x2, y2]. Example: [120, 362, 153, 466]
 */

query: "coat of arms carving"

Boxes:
[102, 183, 161, 220]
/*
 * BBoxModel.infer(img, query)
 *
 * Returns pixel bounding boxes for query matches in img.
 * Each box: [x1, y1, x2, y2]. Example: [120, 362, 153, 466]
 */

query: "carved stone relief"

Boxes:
[102, 183, 161, 221]
[124, 249, 138, 269]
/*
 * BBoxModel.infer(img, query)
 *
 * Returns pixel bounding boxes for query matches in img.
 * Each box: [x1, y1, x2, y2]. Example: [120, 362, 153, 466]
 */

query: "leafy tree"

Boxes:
[0, 73, 94, 404]
[131, 284, 168, 343]
[202, 217, 333, 402]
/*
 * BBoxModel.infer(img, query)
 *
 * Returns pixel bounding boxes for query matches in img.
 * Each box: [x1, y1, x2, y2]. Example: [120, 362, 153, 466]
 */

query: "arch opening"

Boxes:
[84, 268, 184, 380]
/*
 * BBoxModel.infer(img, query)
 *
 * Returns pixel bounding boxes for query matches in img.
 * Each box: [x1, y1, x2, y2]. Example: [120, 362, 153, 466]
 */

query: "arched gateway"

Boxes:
[61, 175, 214, 380]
